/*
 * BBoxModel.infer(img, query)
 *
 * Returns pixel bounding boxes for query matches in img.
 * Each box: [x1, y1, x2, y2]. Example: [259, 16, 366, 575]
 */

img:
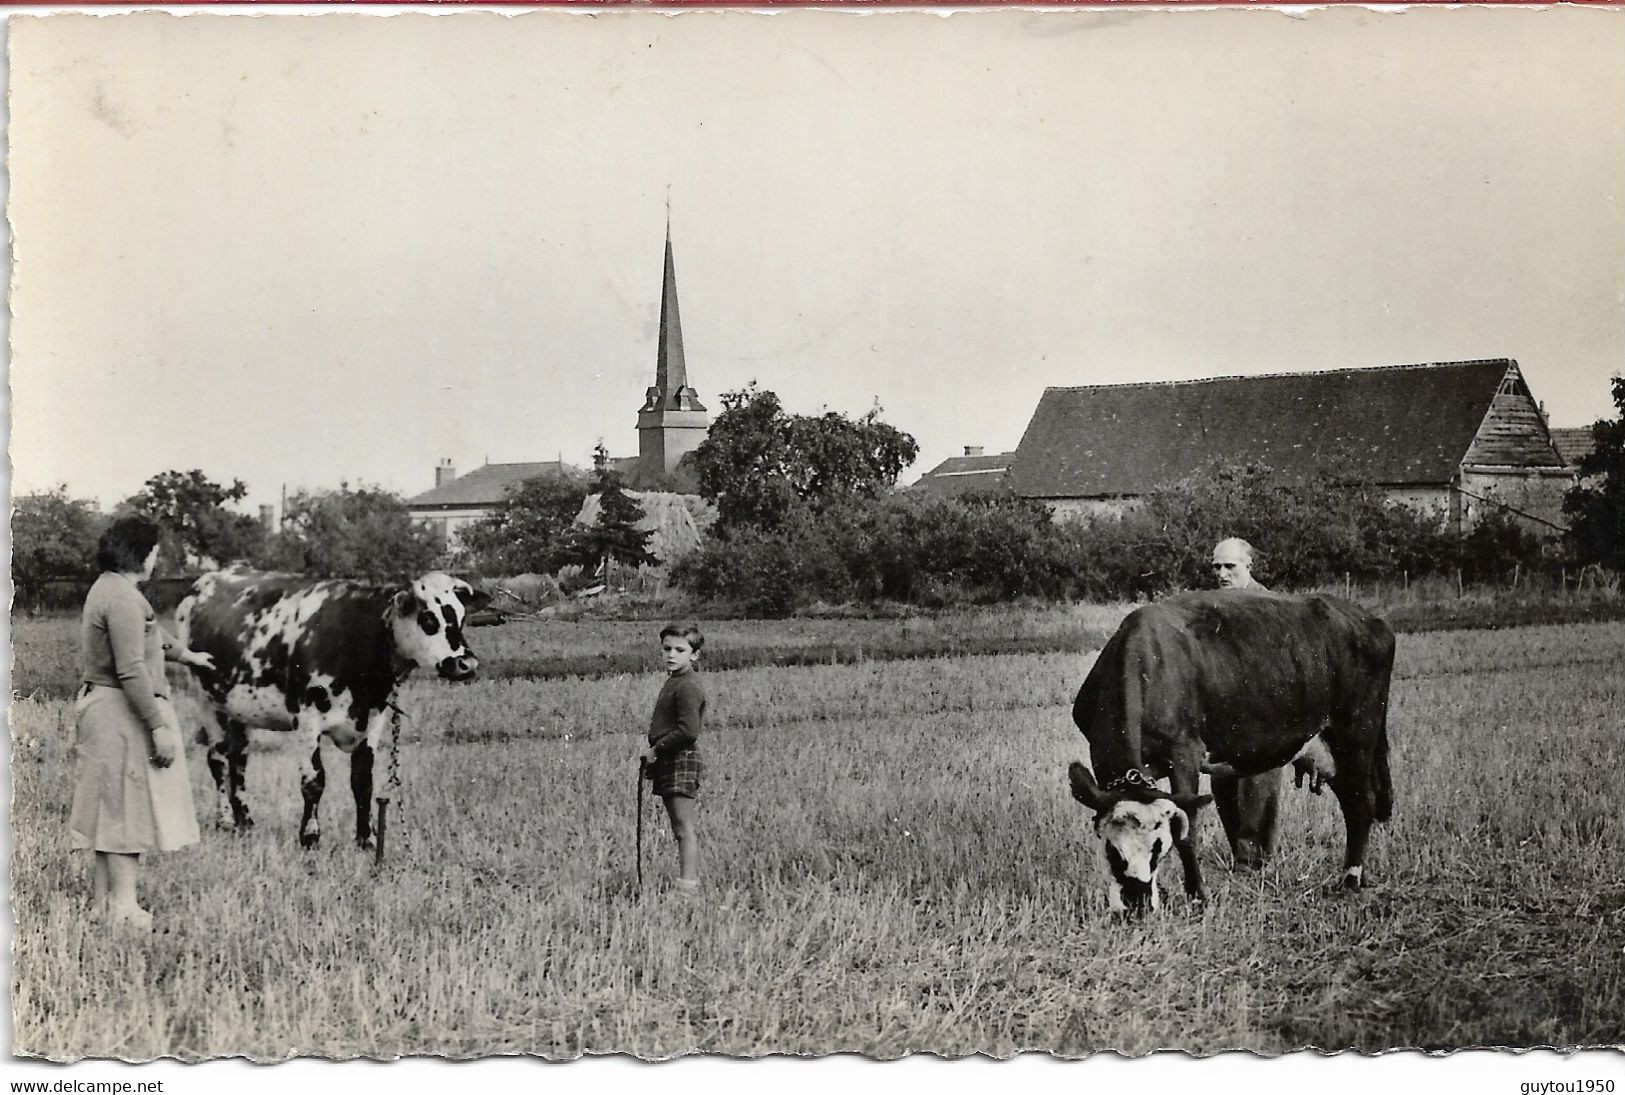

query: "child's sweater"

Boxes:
[647, 669, 706, 757]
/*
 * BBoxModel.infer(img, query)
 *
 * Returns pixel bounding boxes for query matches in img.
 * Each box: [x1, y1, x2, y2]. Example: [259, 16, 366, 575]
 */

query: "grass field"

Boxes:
[9, 615, 1624, 1059]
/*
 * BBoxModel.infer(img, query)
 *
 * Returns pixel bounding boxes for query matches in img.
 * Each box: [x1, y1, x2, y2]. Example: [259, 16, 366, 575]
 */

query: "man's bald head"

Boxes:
[1211, 538, 1257, 589]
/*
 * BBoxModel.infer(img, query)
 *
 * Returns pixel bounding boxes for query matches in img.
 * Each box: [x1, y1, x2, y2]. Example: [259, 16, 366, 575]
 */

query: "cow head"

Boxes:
[388, 573, 492, 681]
[1068, 762, 1210, 915]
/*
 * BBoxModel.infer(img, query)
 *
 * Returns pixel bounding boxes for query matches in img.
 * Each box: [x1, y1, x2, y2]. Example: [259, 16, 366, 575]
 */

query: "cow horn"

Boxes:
[1170, 791, 1214, 815]
[1068, 762, 1120, 812]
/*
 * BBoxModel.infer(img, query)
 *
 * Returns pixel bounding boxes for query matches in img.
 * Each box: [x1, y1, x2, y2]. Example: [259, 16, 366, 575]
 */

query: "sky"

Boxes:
[7, 6, 1624, 517]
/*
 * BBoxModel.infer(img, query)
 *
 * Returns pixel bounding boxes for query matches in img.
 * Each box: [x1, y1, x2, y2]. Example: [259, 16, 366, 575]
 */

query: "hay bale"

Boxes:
[574, 491, 710, 565]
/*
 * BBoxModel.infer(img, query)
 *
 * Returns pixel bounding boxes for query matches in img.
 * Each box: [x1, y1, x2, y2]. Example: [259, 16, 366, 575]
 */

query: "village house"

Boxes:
[1000, 358, 1576, 534]
[909, 446, 1015, 498]
[406, 227, 711, 555]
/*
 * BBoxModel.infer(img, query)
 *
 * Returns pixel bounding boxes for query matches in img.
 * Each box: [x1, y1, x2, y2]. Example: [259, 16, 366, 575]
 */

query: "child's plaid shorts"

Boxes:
[648, 746, 703, 799]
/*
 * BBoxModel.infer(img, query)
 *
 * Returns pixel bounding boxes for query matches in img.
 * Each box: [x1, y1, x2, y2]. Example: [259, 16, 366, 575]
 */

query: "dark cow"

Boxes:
[1067, 589, 1395, 914]
[175, 566, 490, 851]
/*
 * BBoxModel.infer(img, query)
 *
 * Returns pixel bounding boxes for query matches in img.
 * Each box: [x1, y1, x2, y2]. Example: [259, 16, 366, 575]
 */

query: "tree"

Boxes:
[123, 468, 265, 570]
[688, 383, 919, 530]
[565, 443, 657, 576]
[1564, 376, 1625, 572]
[270, 483, 441, 581]
[459, 470, 590, 575]
[11, 486, 107, 583]
[1129, 460, 1447, 591]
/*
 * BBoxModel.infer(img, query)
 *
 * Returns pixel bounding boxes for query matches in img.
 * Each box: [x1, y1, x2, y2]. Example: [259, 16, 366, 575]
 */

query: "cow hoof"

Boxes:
[1342, 867, 1365, 891]
[300, 832, 321, 850]
[356, 837, 375, 852]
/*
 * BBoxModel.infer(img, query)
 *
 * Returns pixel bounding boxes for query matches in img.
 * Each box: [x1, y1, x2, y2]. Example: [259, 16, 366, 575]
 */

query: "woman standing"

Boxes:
[69, 515, 213, 930]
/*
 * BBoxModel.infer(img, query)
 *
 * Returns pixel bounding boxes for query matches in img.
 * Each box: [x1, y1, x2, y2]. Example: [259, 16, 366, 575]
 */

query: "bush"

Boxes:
[671, 506, 849, 617]
[669, 462, 1573, 612]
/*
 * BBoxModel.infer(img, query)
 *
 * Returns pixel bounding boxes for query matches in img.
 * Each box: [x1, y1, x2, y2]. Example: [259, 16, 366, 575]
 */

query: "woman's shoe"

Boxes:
[106, 903, 154, 932]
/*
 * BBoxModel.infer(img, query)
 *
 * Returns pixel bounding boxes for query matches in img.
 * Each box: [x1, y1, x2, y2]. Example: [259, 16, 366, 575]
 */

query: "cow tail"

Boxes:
[1372, 720, 1393, 823]
[1370, 623, 1397, 824]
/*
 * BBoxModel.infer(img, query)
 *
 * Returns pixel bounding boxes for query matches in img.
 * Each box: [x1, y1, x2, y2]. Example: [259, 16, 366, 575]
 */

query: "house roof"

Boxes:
[1007, 359, 1564, 499]
[406, 461, 579, 508]
[910, 452, 1014, 497]
[1548, 426, 1595, 468]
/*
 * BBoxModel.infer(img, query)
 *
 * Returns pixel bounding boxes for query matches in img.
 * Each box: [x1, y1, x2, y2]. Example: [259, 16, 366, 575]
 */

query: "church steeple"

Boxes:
[637, 214, 710, 485]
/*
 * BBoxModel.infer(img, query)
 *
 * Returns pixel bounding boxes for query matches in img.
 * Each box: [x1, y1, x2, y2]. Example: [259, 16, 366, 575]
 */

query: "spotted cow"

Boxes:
[175, 566, 490, 851]
[1067, 589, 1396, 915]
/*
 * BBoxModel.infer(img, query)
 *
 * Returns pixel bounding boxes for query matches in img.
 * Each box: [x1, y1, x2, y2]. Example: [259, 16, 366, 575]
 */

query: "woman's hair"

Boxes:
[96, 515, 162, 574]
[659, 622, 705, 653]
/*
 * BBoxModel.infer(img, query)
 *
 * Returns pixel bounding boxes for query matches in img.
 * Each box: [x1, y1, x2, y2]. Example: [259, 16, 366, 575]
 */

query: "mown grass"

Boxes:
[10, 623, 1623, 1058]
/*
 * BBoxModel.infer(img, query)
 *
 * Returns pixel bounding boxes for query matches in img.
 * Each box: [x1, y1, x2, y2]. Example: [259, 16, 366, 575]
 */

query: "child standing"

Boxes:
[640, 623, 707, 894]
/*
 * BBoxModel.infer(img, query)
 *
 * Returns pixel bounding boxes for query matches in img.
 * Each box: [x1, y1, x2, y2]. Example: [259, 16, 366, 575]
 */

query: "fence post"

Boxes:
[1456, 568, 1464, 597]
[1512, 562, 1520, 591]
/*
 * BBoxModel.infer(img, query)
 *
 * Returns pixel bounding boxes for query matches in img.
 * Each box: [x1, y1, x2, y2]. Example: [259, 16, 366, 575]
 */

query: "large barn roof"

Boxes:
[407, 461, 580, 508]
[1007, 359, 1563, 499]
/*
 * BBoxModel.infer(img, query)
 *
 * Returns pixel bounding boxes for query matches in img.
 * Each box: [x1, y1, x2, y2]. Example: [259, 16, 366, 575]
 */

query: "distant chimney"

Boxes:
[435, 458, 457, 487]
[964, 445, 985, 457]
[258, 505, 275, 531]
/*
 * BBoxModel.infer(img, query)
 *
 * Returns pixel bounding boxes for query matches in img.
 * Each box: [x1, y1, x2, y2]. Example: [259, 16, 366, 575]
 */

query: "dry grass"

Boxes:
[9, 620, 1623, 1059]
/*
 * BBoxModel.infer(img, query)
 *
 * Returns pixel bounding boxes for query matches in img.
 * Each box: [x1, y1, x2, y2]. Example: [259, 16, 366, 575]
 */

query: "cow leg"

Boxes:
[223, 718, 254, 831]
[350, 743, 375, 850]
[1213, 767, 1284, 870]
[1328, 748, 1377, 891]
[205, 739, 234, 831]
[298, 730, 326, 850]
[1168, 765, 1208, 906]
[364, 704, 404, 865]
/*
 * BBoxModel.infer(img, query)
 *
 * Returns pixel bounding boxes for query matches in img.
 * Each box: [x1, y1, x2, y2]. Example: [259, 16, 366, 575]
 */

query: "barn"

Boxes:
[1005, 359, 1576, 534]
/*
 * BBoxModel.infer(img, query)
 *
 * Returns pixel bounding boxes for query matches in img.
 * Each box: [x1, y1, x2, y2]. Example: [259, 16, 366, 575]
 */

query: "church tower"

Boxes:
[636, 221, 709, 484]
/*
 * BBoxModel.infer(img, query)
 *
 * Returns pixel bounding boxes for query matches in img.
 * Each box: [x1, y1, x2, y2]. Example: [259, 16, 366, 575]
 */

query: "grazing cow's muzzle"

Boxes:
[437, 654, 479, 681]
[1115, 877, 1156, 916]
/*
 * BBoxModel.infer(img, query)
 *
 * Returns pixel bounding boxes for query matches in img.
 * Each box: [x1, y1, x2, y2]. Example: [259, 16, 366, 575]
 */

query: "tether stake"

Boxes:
[636, 759, 646, 892]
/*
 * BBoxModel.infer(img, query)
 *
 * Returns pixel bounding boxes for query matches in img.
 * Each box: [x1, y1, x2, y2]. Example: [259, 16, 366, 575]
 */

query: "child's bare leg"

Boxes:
[663, 795, 699, 882]
[90, 852, 111, 913]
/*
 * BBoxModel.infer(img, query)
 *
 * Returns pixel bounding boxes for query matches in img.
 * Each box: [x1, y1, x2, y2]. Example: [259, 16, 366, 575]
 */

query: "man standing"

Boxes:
[1209, 537, 1285, 869]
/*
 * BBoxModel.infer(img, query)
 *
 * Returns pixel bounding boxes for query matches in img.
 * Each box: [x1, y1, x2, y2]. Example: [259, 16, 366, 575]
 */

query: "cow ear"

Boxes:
[1068, 762, 1116, 812]
[456, 581, 492, 614]
[393, 589, 418, 616]
[1162, 800, 1190, 840]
